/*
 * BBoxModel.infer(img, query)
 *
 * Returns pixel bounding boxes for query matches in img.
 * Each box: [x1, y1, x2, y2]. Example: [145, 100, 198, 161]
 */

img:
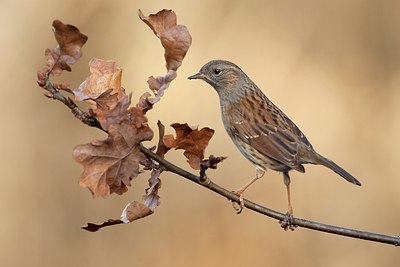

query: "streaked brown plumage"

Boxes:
[189, 60, 361, 229]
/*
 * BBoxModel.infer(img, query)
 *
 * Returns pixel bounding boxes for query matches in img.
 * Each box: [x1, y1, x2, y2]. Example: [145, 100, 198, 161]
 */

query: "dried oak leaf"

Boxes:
[74, 58, 123, 101]
[82, 201, 153, 232]
[136, 9, 191, 109]
[121, 201, 153, 223]
[128, 106, 154, 142]
[45, 20, 88, 75]
[73, 123, 145, 198]
[145, 70, 177, 105]
[163, 123, 215, 170]
[144, 169, 162, 211]
[82, 219, 123, 232]
[135, 71, 177, 109]
[136, 92, 153, 111]
[90, 90, 131, 131]
[138, 9, 192, 71]
[155, 120, 170, 158]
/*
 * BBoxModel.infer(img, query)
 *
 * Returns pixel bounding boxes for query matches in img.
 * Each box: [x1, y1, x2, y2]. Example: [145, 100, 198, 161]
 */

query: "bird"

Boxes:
[188, 60, 361, 229]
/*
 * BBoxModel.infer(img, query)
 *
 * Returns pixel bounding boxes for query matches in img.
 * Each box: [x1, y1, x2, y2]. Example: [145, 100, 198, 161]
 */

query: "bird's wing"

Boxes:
[231, 105, 312, 172]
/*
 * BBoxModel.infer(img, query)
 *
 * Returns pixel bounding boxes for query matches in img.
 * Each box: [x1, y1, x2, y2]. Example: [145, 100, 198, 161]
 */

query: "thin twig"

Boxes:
[41, 78, 400, 247]
[43, 78, 104, 131]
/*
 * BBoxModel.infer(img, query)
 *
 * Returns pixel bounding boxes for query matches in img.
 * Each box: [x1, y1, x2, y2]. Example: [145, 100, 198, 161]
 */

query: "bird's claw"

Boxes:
[231, 191, 244, 214]
[279, 212, 296, 231]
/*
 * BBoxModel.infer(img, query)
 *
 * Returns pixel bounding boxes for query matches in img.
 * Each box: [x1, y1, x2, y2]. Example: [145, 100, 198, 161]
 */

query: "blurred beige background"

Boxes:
[1, 0, 400, 266]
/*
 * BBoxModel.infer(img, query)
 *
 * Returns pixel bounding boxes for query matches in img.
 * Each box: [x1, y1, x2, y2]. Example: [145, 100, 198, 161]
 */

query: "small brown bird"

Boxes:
[189, 60, 361, 228]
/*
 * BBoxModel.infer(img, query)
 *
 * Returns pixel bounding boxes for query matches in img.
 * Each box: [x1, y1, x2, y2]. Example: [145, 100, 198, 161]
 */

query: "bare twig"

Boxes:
[42, 78, 104, 131]
[40, 78, 400, 247]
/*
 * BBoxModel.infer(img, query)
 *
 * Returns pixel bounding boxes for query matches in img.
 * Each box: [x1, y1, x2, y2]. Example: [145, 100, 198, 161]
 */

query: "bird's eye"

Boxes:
[213, 68, 221, 75]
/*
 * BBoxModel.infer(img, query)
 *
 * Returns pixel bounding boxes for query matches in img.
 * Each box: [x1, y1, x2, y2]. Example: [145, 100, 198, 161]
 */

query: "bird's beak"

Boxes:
[188, 72, 206, 80]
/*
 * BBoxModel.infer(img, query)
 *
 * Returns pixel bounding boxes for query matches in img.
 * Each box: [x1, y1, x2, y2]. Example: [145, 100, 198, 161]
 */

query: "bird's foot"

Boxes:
[231, 190, 245, 214]
[279, 212, 297, 231]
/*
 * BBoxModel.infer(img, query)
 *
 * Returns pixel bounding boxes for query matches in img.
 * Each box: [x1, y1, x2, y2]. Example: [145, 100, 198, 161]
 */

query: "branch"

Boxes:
[140, 146, 400, 246]
[41, 79, 400, 247]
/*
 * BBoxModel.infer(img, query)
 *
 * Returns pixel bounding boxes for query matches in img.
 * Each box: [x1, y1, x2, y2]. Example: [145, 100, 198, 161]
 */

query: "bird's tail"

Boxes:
[316, 155, 361, 186]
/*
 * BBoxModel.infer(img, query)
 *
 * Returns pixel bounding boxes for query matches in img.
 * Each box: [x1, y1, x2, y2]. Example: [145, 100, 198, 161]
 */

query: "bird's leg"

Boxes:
[232, 167, 265, 214]
[284, 172, 294, 216]
[279, 171, 296, 231]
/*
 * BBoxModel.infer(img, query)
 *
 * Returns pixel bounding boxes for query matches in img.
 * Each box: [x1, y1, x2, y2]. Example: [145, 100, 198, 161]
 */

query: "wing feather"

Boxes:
[231, 105, 309, 172]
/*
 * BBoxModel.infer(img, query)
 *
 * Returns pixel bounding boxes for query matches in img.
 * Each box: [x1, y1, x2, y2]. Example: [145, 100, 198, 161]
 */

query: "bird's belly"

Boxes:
[233, 138, 291, 172]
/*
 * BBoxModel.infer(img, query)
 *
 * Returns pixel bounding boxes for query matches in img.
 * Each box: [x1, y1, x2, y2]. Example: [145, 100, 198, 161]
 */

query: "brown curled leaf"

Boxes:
[128, 107, 154, 142]
[73, 123, 145, 198]
[144, 169, 162, 211]
[74, 58, 123, 101]
[82, 219, 123, 232]
[82, 201, 153, 232]
[137, 71, 177, 109]
[90, 90, 131, 131]
[121, 201, 154, 223]
[138, 9, 192, 71]
[161, 24, 192, 71]
[163, 123, 215, 170]
[155, 120, 170, 158]
[45, 20, 88, 75]
[73, 97, 153, 198]
[136, 9, 191, 109]
[136, 92, 153, 112]
[146, 70, 177, 104]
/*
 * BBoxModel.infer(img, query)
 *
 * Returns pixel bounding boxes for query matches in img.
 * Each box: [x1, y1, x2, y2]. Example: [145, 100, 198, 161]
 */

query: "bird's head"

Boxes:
[188, 60, 251, 102]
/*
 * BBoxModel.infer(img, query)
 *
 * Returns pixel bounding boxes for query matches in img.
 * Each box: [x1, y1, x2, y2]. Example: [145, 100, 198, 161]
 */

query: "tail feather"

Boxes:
[316, 156, 361, 186]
